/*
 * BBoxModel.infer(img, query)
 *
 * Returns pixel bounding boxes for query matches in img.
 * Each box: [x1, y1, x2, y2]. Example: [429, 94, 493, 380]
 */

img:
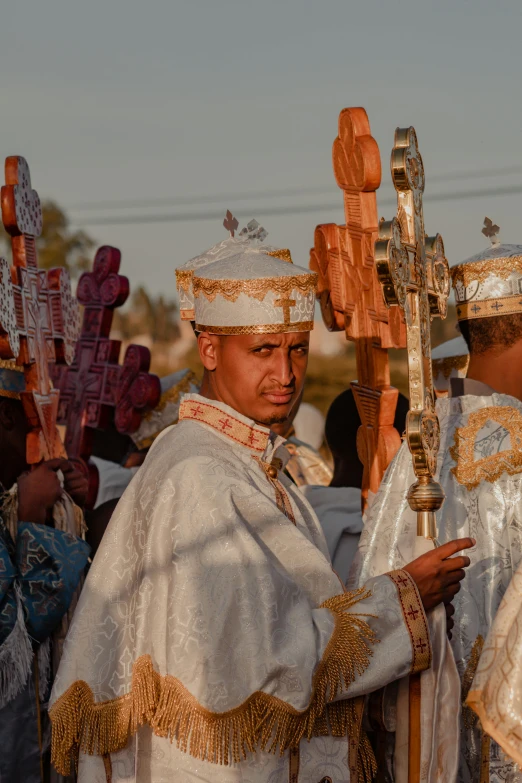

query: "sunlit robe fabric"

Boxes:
[50, 394, 430, 782]
[351, 392, 522, 782]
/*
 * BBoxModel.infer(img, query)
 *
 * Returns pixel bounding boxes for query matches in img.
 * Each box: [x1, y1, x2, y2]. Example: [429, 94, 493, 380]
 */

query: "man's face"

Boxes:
[198, 331, 310, 426]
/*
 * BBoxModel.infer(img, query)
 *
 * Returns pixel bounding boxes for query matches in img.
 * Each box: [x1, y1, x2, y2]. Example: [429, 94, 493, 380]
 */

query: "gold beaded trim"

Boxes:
[175, 269, 194, 293]
[450, 406, 522, 489]
[0, 389, 21, 400]
[266, 248, 293, 264]
[192, 273, 318, 303]
[451, 256, 522, 287]
[462, 634, 484, 729]
[195, 321, 314, 335]
[0, 359, 23, 372]
[49, 588, 378, 776]
[456, 295, 522, 321]
[133, 371, 199, 450]
[432, 354, 469, 379]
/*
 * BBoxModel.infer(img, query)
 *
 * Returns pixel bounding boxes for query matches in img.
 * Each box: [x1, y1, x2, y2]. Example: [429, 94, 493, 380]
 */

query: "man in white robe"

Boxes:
[352, 228, 522, 782]
[49, 245, 472, 783]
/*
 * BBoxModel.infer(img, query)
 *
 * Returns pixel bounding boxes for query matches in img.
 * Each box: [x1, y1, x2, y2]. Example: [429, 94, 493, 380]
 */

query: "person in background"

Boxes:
[0, 360, 90, 783]
[302, 388, 409, 583]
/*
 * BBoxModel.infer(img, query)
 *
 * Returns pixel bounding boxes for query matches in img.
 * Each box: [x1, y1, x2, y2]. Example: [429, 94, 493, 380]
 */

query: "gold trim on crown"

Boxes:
[451, 256, 522, 288]
[192, 273, 318, 304]
[266, 249, 293, 264]
[456, 295, 522, 321]
[175, 269, 194, 293]
[195, 320, 314, 335]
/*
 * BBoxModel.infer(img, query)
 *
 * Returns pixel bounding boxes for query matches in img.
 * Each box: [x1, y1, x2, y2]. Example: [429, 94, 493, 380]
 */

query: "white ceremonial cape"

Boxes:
[49, 393, 432, 783]
[351, 391, 522, 783]
[467, 557, 522, 770]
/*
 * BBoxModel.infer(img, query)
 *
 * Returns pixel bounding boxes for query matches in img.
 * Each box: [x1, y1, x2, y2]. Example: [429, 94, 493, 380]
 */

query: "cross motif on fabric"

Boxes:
[190, 404, 204, 417]
[1, 156, 81, 462]
[407, 604, 420, 621]
[51, 246, 131, 503]
[415, 638, 428, 654]
[309, 108, 406, 509]
[223, 210, 239, 237]
[274, 294, 296, 326]
[396, 574, 409, 587]
[248, 430, 260, 446]
[471, 304, 481, 314]
[375, 126, 450, 536]
[219, 417, 233, 431]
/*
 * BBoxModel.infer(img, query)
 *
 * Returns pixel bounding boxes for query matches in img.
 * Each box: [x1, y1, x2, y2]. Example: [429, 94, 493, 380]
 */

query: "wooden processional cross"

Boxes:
[52, 246, 161, 507]
[0, 156, 80, 463]
[310, 107, 406, 508]
[374, 127, 450, 783]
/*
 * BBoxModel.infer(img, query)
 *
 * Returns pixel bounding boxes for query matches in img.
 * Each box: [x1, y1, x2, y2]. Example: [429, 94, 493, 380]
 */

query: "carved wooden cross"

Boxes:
[375, 126, 450, 539]
[52, 246, 130, 460]
[1, 156, 80, 463]
[113, 344, 161, 435]
[310, 108, 406, 508]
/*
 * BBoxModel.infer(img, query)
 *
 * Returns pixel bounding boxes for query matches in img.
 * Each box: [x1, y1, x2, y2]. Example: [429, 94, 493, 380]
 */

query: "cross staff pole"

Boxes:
[375, 126, 450, 782]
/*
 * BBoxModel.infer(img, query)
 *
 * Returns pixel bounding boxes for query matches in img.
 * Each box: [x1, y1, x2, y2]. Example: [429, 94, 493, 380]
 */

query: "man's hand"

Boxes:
[403, 537, 475, 613]
[61, 460, 89, 509]
[17, 458, 69, 525]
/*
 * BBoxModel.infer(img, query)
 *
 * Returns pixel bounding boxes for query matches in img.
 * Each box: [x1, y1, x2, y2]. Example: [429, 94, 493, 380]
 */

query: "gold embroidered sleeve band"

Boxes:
[386, 569, 432, 674]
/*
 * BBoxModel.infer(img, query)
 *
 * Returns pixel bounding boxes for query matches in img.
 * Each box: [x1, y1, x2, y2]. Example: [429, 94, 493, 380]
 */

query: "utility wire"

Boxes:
[74, 182, 522, 228]
[69, 164, 522, 213]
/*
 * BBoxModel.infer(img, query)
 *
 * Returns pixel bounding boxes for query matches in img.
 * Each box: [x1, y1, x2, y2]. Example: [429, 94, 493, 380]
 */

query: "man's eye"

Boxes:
[253, 347, 271, 355]
[293, 347, 308, 355]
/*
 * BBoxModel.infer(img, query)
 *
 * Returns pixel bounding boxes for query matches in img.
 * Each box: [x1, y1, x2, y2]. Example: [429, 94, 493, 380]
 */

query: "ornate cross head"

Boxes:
[1, 155, 80, 462]
[309, 107, 407, 510]
[1, 156, 43, 243]
[223, 210, 239, 237]
[375, 126, 449, 537]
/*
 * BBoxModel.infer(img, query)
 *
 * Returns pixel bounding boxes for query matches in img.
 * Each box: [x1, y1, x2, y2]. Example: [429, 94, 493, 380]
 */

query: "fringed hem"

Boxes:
[50, 587, 378, 777]
[0, 589, 33, 708]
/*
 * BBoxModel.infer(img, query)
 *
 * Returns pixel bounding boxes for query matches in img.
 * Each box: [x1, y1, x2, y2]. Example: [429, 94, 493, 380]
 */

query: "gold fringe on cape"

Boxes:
[50, 588, 378, 779]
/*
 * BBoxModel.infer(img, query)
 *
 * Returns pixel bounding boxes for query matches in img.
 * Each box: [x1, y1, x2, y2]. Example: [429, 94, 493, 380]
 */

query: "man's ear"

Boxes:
[197, 332, 219, 371]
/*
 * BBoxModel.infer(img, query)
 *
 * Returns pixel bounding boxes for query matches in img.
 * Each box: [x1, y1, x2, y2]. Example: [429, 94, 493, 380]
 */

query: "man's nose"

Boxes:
[270, 352, 294, 386]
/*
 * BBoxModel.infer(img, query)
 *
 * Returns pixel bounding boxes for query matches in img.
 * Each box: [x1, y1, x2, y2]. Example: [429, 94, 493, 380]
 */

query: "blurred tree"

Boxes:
[0, 200, 95, 277]
[113, 286, 180, 343]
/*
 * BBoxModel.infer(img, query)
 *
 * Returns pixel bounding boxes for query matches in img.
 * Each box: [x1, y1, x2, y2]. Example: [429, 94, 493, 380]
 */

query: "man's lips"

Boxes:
[262, 390, 295, 405]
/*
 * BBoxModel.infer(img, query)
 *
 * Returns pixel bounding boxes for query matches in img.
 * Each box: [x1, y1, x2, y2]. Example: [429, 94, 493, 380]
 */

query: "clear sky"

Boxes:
[1, 0, 521, 297]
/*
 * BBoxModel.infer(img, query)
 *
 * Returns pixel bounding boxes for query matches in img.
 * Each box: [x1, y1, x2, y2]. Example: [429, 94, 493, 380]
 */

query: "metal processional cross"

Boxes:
[374, 126, 450, 783]
[310, 107, 406, 508]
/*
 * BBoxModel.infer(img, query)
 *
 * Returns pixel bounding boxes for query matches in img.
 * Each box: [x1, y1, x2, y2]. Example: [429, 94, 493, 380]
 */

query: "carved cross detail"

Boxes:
[52, 246, 130, 464]
[1, 156, 81, 463]
[309, 108, 406, 508]
[375, 127, 450, 538]
[113, 345, 161, 435]
[274, 294, 296, 326]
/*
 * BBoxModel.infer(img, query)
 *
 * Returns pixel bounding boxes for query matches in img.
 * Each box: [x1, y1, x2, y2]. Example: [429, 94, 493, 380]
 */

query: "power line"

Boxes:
[69, 164, 522, 213]
[74, 182, 522, 228]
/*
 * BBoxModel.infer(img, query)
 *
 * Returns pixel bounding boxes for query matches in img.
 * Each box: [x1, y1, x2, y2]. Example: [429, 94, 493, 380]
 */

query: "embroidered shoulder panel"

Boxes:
[179, 399, 269, 453]
[450, 406, 522, 490]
